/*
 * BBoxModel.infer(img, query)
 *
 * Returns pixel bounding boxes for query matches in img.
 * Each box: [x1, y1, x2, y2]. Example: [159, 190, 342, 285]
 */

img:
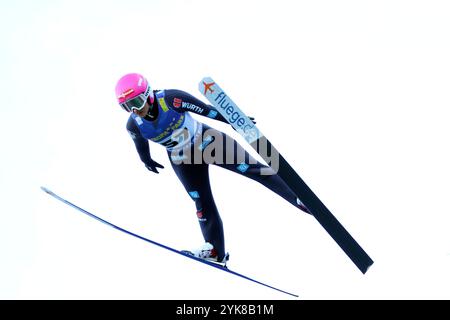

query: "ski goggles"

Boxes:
[119, 84, 153, 112]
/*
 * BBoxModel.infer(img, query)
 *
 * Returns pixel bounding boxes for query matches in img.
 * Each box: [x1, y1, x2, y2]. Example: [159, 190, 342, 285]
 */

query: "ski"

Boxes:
[199, 77, 374, 274]
[40, 186, 298, 297]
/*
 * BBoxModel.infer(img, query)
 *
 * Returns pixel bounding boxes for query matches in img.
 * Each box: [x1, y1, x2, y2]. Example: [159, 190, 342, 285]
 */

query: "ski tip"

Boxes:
[200, 76, 213, 83]
[40, 186, 53, 195]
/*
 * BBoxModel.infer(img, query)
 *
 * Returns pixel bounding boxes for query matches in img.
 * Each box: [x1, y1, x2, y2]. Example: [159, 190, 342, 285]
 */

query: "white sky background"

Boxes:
[1, 0, 449, 299]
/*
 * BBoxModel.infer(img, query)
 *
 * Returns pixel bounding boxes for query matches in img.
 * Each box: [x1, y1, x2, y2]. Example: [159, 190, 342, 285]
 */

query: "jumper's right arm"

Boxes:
[126, 117, 164, 173]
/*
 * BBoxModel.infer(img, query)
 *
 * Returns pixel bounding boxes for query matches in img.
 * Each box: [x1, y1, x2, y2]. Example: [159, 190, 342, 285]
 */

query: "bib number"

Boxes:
[160, 127, 190, 149]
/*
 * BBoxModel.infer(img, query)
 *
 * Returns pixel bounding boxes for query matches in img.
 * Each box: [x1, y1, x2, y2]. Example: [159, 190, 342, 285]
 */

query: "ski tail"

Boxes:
[249, 140, 373, 273]
[40, 187, 298, 297]
[274, 151, 373, 273]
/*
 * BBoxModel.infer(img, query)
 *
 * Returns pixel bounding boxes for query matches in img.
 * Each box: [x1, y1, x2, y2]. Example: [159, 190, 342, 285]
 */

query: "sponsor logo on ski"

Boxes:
[214, 91, 260, 143]
[199, 78, 274, 174]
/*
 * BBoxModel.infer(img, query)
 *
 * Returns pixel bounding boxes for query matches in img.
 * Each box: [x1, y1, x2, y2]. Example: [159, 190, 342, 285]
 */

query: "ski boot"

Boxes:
[181, 242, 229, 268]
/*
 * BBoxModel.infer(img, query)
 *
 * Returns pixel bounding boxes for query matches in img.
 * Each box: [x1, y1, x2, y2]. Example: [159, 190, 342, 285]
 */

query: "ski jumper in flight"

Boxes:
[115, 73, 309, 265]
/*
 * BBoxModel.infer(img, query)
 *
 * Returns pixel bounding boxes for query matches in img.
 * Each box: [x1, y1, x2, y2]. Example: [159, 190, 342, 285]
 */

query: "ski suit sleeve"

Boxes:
[126, 116, 153, 166]
[163, 89, 228, 123]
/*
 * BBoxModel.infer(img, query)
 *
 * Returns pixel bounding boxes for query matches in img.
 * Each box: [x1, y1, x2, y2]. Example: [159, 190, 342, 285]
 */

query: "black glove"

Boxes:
[145, 160, 164, 174]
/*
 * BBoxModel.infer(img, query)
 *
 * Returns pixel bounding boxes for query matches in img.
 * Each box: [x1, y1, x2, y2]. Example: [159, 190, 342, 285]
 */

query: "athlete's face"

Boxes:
[132, 101, 150, 117]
